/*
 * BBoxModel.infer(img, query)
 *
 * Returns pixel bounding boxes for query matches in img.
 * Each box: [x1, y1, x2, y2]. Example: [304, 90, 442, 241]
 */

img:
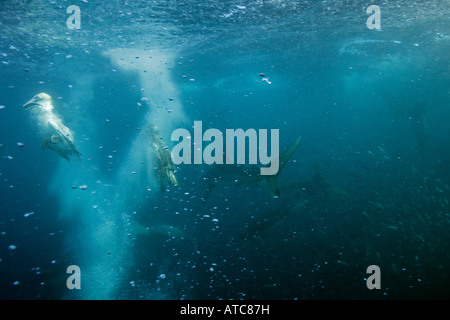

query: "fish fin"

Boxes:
[278, 136, 301, 175]
[263, 136, 301, 197]
[265, 175, 281, 198]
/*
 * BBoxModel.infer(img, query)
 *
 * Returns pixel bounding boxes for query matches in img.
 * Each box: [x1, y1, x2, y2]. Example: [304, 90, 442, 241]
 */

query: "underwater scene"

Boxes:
[0, 0, 449, 300]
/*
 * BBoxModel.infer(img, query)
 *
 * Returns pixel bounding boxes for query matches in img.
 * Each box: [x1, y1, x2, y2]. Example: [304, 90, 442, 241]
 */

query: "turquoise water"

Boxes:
[0, 1, 449, 299]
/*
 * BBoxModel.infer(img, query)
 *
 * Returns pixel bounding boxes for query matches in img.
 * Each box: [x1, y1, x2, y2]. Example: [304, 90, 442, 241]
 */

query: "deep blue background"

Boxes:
[0, 0, 449, 299]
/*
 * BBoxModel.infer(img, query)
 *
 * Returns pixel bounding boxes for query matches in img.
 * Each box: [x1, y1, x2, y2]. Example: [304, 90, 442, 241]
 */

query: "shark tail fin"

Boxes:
[278, 136, 301, 174]
[265, 175, 281, 198]
[264, 136, 301, 198]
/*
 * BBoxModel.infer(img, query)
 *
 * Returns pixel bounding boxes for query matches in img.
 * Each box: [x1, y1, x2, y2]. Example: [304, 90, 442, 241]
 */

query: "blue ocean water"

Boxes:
[0, 0, 449, 300]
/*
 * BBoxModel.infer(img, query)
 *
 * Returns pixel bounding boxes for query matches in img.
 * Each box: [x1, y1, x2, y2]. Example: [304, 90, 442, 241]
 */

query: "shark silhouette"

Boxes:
[202, 136, 301, 201]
